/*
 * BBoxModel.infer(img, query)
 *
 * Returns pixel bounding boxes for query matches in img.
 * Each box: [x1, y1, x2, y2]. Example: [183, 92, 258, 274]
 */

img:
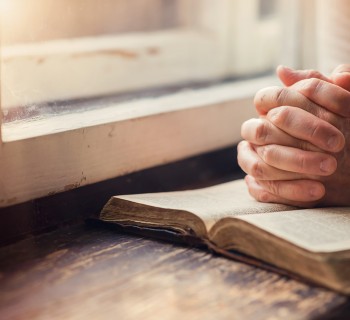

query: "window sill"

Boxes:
[0, 75, 278, 206]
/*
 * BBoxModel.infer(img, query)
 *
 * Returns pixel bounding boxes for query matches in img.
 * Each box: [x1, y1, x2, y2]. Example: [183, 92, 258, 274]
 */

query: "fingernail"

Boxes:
[320, 158, 336, 173]
[327, 135, 341, 151]
[309, 186, 323, 199]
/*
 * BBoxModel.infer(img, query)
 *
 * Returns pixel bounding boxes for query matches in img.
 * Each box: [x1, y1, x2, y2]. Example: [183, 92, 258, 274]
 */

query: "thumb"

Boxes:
[277, 65, 331, 87]
[330, 64, 350, 91]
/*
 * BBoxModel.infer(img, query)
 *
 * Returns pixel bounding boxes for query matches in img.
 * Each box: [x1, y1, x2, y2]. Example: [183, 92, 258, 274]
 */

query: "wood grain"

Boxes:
[1, 30, 229, 108]
[1, 76, 275, 207]
[0, 224, 349, 320]
[0, 146, 243, 246]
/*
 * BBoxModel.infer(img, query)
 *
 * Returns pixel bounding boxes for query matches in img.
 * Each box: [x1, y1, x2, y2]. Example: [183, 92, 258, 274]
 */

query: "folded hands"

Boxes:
[238, 64, 350, 207]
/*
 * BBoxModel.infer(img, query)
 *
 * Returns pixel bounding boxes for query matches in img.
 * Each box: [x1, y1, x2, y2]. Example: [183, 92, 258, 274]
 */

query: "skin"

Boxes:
[238, 64, 350, 207]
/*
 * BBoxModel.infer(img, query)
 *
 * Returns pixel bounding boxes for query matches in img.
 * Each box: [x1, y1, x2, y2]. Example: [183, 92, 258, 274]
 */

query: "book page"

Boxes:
[117, 179, 294, 230]
[237, 208, 350, 252]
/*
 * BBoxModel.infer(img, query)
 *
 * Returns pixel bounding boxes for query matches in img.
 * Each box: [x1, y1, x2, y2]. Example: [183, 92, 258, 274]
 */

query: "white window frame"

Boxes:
[1, 0, 281, 109]
[0, 0, 297, 207]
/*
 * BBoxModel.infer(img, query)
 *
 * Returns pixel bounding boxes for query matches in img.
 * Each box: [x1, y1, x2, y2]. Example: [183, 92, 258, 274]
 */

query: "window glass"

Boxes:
[1, 0, 292, 123]
[1, 0, 180, 45]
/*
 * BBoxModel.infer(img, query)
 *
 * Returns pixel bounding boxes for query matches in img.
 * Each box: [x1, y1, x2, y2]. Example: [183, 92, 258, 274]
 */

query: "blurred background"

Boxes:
[0, 0, 349, 120]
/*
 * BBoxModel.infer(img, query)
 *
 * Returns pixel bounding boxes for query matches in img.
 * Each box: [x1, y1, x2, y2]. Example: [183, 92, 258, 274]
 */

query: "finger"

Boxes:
[332, 73, 350, 92]
[254, 178, 325, 202]
[277, 65, 331, 87]
[331, 64, 350, 91]
[254, 86, 316, 115]
[331, 64, 350, 75]
[254, 86, 342, 129]
[266, 106, 345, 152]
[241, 118, 321, 151]
[291, 78, 350, 117]
[277, 64, 350, 92]
[255, 144, 337, 176]
[237, 141, 308, 181]
[245, 176, 325, 207]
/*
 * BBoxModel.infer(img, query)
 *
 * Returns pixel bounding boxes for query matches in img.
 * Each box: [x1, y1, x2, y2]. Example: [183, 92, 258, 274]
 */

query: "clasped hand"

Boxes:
[238, 64, 350, 207]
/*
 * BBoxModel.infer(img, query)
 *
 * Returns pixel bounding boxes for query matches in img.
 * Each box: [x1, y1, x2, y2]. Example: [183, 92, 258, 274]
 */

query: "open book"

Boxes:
[99, 179, 350, 295]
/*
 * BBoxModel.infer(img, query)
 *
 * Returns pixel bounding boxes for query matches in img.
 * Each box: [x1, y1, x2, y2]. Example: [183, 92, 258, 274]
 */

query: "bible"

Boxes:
[99, 179, 350, 295]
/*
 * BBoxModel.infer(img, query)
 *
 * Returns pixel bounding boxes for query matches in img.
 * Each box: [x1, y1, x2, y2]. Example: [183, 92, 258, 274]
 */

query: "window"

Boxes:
[0, 0, 299, 206]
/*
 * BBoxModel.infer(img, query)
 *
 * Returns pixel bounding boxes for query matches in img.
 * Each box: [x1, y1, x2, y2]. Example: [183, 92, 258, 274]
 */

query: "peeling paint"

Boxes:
[63, 183, 80, 191]
[2, 56, 46, 64]
[72, 49, 138, 59]
[63, 176, 86, 192]
[108, 126, 115, 138]
[37, 57, 46, 64]
[6, 197, 17, 204]
[147, 47, 160, 55]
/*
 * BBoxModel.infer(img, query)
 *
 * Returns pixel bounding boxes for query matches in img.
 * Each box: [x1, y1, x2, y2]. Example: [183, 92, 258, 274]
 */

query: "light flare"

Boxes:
[0, 0, 15, 16]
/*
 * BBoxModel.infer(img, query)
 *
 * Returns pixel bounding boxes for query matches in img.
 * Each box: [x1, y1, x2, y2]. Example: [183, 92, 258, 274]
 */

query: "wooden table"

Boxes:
[1, 223, 349, 320]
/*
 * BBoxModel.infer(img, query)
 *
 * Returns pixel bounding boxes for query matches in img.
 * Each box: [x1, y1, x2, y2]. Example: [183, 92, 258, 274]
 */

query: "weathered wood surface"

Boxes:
[0, 224, 349, 320]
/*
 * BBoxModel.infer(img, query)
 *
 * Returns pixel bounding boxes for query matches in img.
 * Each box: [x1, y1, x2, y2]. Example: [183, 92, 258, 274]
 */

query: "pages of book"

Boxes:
[117, 179, 293, 230]
[238, 208, 350, 252]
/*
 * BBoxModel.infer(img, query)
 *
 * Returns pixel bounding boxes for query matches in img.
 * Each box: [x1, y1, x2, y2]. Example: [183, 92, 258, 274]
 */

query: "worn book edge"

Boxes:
[99, 181, 350, 295]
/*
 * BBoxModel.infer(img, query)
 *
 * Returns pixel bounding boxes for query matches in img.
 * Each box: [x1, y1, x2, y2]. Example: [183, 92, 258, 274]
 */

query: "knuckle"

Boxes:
[307, 69, 324, 79]
[313, 79, 324, 94]
[260, 145, 275, 164]
[295, 154, 307, 171]
[301, 78, 323, 96]
[308, 122, 320, 140]
[268, 106, 292, 127]
[256, 190, 271, 203]
[255, 121, 269, 144]
[297, 139, 312, 151]
[261, 147, 271, 163]
[274, 87, 289, 106]
[269, 181, 281, 196]
[250, 161, 264, 179]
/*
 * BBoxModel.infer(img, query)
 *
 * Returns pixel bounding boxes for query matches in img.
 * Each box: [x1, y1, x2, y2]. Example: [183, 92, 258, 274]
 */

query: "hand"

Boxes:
[277, 64, 350, 92]
[238, 65, 350, 207]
